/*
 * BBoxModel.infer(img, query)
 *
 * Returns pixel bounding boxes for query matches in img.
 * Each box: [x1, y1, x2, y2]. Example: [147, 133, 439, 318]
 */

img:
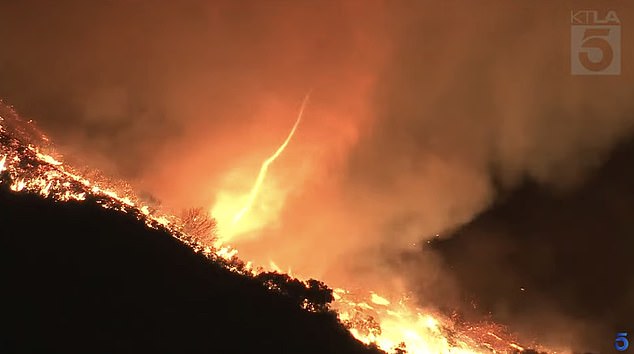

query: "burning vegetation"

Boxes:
[0, 100, 553, 354]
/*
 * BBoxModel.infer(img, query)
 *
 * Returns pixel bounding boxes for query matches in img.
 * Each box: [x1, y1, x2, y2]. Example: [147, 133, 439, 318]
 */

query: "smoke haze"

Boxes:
[1, 0, 633, 349]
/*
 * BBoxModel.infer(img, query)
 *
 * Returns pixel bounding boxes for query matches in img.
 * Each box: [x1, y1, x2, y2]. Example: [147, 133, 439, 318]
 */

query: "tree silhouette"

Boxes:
[256, 272, 334, 313]
[180, 207, 217, 244]
[304, 279, 334, 312]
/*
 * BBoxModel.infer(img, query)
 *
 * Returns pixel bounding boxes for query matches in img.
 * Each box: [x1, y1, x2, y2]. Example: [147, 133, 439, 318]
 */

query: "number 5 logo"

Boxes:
[571, 10, 621, 75]
[616, 332, 629, 352]
[579, 28, 613, 72]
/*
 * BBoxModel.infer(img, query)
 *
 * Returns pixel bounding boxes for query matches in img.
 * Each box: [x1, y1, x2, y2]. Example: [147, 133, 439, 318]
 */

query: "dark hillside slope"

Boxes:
[432, 137, 634, 352]
[0, 187, 380, 354]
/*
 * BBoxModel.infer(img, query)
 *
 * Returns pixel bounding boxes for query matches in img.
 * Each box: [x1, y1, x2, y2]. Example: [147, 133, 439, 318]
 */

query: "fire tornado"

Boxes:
[232, 92, 311, 224]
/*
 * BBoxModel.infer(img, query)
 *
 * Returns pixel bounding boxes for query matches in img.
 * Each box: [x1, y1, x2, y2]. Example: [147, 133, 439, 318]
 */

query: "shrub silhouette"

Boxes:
[180, 206, 217, 243]
[256, 272, 335, 313]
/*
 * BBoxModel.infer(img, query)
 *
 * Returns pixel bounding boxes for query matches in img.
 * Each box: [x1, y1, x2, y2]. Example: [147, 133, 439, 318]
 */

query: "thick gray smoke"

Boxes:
[349, 0, 634, 241]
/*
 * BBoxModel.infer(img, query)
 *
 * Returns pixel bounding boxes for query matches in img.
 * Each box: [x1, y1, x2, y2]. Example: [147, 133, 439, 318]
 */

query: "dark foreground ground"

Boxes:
[0, 188, 380, 354]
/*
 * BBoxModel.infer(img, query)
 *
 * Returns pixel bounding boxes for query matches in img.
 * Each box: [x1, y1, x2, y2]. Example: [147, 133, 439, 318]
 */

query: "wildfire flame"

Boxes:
[332, 288, 532, 354]
[204, 98, 555, 353]
[0, 101, 557, 354]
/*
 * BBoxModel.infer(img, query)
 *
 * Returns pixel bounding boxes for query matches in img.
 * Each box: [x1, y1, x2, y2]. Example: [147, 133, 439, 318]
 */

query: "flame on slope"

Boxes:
[0, 106, 176, 231]
[0, 103, 557, 354]
[216, 237, 538, 354]
[332, 288, 534, 354]
[210, 240, 550, 354]
[201, 94, 557, 353]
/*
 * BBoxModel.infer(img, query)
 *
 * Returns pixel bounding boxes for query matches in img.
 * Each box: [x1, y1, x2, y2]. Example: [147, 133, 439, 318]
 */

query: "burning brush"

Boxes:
[0, 100, 554, 354]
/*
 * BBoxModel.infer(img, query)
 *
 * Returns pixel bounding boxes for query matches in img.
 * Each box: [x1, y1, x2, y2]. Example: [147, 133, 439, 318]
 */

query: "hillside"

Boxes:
[0, 101, 546, 354]
[431, 136, 634, 352]
[0, 185, 382, 354]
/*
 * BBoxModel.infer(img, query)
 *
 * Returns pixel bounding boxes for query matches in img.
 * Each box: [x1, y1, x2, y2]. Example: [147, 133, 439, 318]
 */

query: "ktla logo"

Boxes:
[571, 10, 621, 75]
